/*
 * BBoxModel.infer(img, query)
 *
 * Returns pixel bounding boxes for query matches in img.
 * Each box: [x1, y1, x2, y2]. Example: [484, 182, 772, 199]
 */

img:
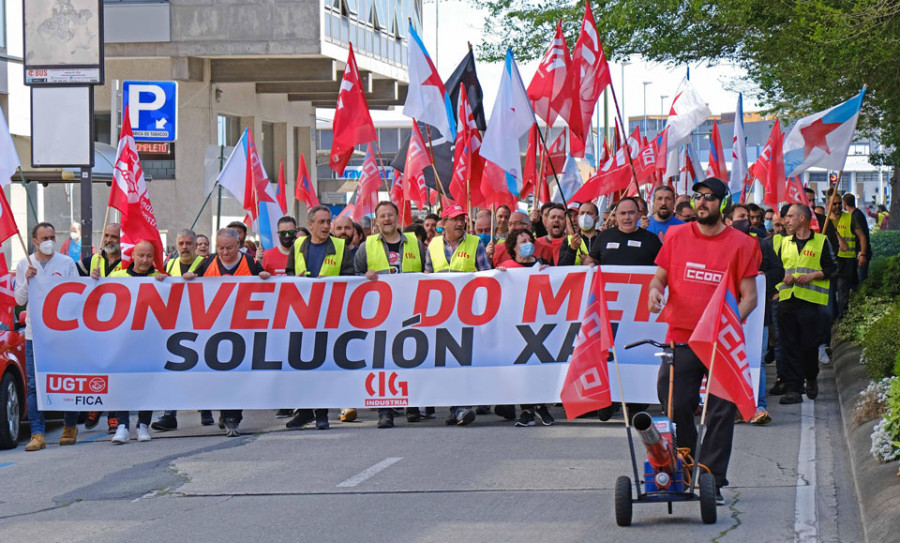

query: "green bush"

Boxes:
[871, 229, 900, 258]
[860, 302, 900, 379]
[836, 296, 895, 343]
[857, 254, 900, 300]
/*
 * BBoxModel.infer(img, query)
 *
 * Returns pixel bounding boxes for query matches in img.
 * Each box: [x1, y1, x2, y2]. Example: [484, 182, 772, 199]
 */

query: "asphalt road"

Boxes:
[0, 364, 863, 543]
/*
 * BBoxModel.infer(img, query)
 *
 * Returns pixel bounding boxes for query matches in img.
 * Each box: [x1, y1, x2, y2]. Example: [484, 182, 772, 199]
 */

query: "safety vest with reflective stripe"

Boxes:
[293, 236, 345, 277]
[773, 234, 784, 257]
[90, 254, 124, 277]
[166, 256, 204, 276]
[566, 235, 589, 265]
[109, 268, 158, 278]
[834, 212, 857, 258]
[429, 235, 479, 272]
[203, 255, 253, 277]
[778, 234, 830, 305]
[366, 233, 422, 273]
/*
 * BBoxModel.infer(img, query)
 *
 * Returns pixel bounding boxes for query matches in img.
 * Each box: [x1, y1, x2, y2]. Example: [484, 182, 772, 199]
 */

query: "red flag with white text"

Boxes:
[527, 20, 573, 127]
[403, 121, 432, 209]
[330, 44, 377, 175]
[0, 258, 14, 330]
[568, 2, 612, 157]
[561, 268, 613, 418]
[275, 158, 288, 215]
[295, 151, 320, 208]
[687, 274, 756, 421]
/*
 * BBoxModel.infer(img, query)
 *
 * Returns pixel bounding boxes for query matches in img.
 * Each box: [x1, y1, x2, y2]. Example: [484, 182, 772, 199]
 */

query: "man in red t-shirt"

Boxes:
[534, 203, 577, 264]
[262, 216, 297, 276]
[648, 177, 760, 505]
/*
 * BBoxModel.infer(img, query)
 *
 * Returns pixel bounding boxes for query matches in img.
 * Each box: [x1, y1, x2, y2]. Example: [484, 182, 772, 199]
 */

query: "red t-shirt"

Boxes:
[655, 222, 761, 342]
[262, 247, 290, 276]
[534, 236, 564, 265]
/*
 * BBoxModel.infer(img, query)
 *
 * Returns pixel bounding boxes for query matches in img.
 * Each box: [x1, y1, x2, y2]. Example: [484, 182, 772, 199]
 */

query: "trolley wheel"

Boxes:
[614, 476, 633, 527]
[698, 472, 717, 524]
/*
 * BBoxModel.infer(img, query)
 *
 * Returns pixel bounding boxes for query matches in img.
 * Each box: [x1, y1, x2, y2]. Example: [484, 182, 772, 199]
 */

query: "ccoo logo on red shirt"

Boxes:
[684, 264, 725, 285]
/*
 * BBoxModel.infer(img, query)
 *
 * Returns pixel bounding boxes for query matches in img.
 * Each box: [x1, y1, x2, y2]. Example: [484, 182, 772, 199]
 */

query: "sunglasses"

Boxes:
[691, 192, 720, 202]
[277, 230, 296, 236]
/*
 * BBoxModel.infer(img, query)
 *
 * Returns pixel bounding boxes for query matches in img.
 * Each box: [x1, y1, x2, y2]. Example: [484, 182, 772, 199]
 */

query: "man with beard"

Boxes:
[226, 221, 251, 255]
[355, 201, 426, 428]
[648, 177, 760, 505]
[261, 217, 297, 276]
[647, 185, 684, 238]
[332, 215, 357, 253]
[78, 223, 124, 434]
[423, 213, 440, 245]
[535, 203, 575, 265]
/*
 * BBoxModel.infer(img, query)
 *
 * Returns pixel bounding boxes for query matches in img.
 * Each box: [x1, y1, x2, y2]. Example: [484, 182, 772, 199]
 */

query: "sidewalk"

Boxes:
[832, 340, 900, 543]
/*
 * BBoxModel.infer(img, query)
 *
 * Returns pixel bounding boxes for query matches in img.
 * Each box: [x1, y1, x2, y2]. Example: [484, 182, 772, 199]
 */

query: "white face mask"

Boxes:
[39, 240, 56, 256]
[578, 214, 596, 231]
[70, 231, 80, 242]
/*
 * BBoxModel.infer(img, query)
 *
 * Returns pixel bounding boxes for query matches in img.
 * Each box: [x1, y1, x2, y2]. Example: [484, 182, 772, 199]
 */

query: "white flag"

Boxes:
[729, 93, 749, 195]
[0, 109, 20, 187]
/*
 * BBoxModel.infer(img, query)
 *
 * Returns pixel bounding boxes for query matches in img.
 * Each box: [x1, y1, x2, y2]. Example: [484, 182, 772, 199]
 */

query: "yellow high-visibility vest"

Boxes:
[566, 235, 589, 265]
[293, 236, 345, 277]
[834, 212, 857, 258]
[429, 235, 478, 272]
[366, 233, 422, 273]
[778, 234, 830, 305]
[165, 256, 204, 276]
[90, 253, 124, 277]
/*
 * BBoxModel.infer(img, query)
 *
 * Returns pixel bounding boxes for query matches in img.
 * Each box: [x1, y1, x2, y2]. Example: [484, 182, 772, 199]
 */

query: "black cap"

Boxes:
[691, 177, 729, 200]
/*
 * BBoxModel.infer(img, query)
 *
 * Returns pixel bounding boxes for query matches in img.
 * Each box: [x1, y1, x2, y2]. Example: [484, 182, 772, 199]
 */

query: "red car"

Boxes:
[0, 323, 27, 449]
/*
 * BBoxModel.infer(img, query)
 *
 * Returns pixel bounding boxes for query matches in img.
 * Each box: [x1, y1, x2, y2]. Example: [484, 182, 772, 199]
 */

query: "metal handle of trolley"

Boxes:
[612, 339, 717, 526]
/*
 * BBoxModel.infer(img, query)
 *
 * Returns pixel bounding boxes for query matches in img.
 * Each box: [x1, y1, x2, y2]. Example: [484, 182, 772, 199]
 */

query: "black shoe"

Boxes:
[805, 380, 819, 400]
[217, 415, 225, 429]
[275, 409, 294, 419]
[200, 411, 214, 426]
[769, 379, 788, 396]
[514, 410, 535, 427]
[779, 391, 803, 404]
[405, 408, 421, 423]
[84, 411, 101, 430]
[444, 412, 458, 425]
[597, 405, 616, 421]
[315, 411, 330, 430]
[764, 347, 775, 365]
[457, 408, 476, 426]
[493, 405, 517, 420]
[377, 413, 394, 429]
[150, 414, 177, 432]
[423, 407, 436, 419]
[715, 487, 726, 506]
[475, 406, 491, 415]
[286, 410, 315, 430]
[535, 405, 555, 426]
[223, 418, 240, 437]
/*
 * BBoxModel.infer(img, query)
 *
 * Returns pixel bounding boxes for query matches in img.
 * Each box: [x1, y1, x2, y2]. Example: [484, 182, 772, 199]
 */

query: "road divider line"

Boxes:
[337, 457, 402, 488]
[794, 399, 817, 542]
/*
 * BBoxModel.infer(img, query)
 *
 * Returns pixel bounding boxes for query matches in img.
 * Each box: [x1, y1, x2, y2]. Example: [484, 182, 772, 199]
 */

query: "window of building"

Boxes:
[0, 0, 6, 51]
[217, 115, 241, 147]
[261, 121, 276, 178]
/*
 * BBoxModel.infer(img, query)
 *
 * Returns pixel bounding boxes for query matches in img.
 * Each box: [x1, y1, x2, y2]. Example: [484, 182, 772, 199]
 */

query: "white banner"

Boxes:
[29, 267, 763, 411]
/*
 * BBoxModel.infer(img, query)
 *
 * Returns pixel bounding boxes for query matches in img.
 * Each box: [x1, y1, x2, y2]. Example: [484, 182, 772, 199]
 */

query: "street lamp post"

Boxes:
[621, 61, 630, 135]
[642, 81, 651, 137]
[660, 95, 668, 133]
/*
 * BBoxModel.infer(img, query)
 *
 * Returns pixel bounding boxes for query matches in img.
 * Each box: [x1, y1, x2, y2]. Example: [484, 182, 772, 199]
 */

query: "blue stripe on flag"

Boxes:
[821, 88, 866, 125]
[724, 287, 740, 316]
[505, 171, 519, 198]
[257, 200, 274, 250]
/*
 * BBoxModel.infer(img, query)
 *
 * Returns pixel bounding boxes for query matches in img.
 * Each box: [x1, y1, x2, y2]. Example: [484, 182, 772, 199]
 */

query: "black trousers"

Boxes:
[116, 411, 152, 429]
[656, 346, 737, 488]
[834, 257, 855, 319]
[778, 297, 822, 394]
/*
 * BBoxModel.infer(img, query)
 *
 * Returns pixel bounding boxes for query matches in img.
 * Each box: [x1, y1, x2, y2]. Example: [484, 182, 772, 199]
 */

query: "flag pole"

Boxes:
[534, 124, 580, 239]
[610, 344, 642, 492]
[692, 340, 718, 488]
[373, 141, 393, 195]
[606, 83, 643, 199]
[16, 168, 38, 224]
[424, 125, 449, 203]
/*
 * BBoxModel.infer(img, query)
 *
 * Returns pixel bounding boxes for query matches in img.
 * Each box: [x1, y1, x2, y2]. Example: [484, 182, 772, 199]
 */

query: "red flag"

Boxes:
[567, 148, 632, 203]
[784, 176, 820, 231]
[527, 20, 573, 127]
[541, 130, 568, 179]
[521, 125, 539, 201]
[352, 145, 381, 222]
[449, 84, 485, 208]
[0, 187, 18, 244]
[687, 273, 756, 422]
[561, 269, 613, 418]
[109, 107, 165, 271]
[330, 43, 376, 176]
[241, 130, 275, 221]
[275, 158, 288, 215]
[294, 151, 320, 208]
[0, 258, 14, 331]
[763, 119, 786, 208]
[568, 2, 612, 157]
[706, 121, 728, 179]
[403, 121, 432, 209]
[481, 162, 518, 209]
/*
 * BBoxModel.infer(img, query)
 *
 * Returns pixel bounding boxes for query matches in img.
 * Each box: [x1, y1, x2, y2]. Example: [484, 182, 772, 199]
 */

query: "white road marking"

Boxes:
[337, 457, 403, 488]
[794, 399, 817, 542]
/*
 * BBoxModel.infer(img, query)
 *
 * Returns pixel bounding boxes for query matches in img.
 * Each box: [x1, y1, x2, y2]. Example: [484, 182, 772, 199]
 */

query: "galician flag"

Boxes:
[783, 88, 866, 178]
[403, 22, 456, 140]
[480, 48, 535, 199]
[729, 93, 749, 196]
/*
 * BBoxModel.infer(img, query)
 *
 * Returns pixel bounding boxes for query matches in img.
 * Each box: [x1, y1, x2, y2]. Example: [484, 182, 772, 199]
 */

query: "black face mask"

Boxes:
[278, 234, 296, 248]
[731, 219, 751, 234]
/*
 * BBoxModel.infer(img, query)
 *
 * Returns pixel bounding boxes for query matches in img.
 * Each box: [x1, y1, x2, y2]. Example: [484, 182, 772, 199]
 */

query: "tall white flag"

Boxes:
[0, 109, 20, 187]
[728, 93, 749, 195]
[663, 79, 711, 178]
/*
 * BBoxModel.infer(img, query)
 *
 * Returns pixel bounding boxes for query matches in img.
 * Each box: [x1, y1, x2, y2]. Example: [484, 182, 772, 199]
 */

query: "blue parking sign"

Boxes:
[122, 81, 178, 142]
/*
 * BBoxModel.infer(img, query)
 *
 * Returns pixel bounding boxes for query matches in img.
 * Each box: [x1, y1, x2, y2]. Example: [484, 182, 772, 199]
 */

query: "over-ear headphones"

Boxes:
[690, 192, 731, 215]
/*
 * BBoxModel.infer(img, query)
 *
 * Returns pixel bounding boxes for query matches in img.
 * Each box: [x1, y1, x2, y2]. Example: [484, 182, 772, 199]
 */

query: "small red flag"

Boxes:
[527, 20, 573, 128]
[763, 119, 786, 208]
[403, 121, 432, 209]
[687, 272, 757, 422]
[330, 43, 376, 176]
[561, 268, 613, 419]
[706, 121, 729, 179]
[568, 2, 612, 157]
[295, 151, 320, 208]
[352, 145, 381, 222]
[275, 158, 288, 215]
[0, 187, 18, 244]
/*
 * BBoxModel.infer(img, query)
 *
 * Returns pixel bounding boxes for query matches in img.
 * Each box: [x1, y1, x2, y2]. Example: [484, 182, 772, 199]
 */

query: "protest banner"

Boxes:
[29, 267, 763, 411]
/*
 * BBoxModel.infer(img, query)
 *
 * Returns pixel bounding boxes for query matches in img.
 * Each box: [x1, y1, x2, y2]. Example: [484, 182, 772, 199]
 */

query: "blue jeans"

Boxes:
[26, 340, 78, 435]
[758, 327, 769, 409]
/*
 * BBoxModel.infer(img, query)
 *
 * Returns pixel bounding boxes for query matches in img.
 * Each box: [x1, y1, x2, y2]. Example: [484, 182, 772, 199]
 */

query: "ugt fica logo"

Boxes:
[364, 372, 408, 407]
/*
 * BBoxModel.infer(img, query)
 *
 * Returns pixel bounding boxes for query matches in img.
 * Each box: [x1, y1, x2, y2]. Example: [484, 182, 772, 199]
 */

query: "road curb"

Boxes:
[832, 340, 900, 543]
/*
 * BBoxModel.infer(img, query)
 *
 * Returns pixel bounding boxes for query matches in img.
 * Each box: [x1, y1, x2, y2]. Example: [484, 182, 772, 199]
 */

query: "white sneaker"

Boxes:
[818, 345, 831, 365]
[111, 425, 130, 444]
[136, 424, 152, 442]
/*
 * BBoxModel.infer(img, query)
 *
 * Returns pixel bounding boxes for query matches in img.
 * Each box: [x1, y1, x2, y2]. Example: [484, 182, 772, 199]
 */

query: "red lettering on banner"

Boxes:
[231, 282, 276, 329]
[187, 282, 235, 329]
[364, 371, 409, 406]
[603, 272, 654, 322]
[46, 374, 108, 394]
[521, 272, 586, 323]
[413, 280, 456, 327]
[604, 289, 622, 321]
[324, 282, 347, 329]
[347, 282, 392, 328]
[457, 277, 501, 325]
[83, 284, 131, 332]
[43, 282, 86, 331]
[132, 283, 184, 330]
[272, 282, 324, 328]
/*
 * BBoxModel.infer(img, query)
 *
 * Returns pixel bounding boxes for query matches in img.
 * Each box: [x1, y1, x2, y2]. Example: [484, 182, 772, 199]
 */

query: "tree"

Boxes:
[480, 0, 900, 226]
